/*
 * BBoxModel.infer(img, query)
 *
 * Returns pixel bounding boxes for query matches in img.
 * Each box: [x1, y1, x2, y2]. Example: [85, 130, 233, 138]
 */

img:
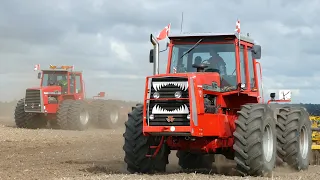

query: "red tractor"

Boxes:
[14, 65, 121, 130]
[123, 32, 311, 176]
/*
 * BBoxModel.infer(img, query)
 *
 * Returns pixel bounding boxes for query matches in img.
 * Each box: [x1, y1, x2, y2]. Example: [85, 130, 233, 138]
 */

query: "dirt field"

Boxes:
[0, 116, 319, 180]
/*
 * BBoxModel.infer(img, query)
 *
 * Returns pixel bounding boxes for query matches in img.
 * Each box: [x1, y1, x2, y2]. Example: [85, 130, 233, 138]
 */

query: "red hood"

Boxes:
[147, 72, 221, 86]
[27, 86, 62, 92]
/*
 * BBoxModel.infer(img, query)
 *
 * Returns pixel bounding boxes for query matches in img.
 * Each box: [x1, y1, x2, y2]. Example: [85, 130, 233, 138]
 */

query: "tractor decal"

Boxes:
[151, 104, 189, 114]
[152, 81, 188, 91]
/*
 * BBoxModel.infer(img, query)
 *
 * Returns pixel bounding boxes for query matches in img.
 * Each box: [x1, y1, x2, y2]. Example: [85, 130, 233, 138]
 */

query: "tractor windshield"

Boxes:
[41, 71, 68, 87]
[170, 43, 237, 89]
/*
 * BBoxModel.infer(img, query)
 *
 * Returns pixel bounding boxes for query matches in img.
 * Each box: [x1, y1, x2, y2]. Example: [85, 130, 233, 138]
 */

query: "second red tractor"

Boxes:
[14, 65, 121, 130]
[123, 32, 311, 176]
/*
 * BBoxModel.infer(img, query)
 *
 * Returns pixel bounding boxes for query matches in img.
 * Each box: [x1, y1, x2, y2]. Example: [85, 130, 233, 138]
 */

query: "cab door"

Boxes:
[73, 73, 84, 100]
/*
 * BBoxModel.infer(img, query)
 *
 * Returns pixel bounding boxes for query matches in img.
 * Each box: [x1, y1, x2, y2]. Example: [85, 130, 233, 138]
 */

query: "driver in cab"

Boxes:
[205, 49, 226, 75]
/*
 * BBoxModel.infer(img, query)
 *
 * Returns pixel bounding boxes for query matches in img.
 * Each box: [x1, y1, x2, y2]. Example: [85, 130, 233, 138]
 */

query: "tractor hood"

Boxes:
[27, 86, 62, 95]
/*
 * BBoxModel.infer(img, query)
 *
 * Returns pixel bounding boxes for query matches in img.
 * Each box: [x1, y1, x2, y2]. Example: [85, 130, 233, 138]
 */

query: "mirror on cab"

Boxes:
[252, 45, 261, 59]
[98, 92, 106, 97]
[37, 72, 42, 79]
[149, 49, 154, 63]
[270, 92, 276, 100]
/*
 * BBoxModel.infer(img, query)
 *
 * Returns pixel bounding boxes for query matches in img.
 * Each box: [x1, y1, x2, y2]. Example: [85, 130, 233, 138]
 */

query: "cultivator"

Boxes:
[310, 115, 320, 165]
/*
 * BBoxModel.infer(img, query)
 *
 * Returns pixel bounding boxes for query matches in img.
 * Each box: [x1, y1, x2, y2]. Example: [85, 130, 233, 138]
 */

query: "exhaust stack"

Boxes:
[150, 34, 159, 75]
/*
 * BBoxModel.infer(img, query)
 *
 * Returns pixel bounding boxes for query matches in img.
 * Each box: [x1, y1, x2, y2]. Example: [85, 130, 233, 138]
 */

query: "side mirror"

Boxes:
[270, 92, 275, 100]
[252, 45, 261, 59]
[98, 92, 105, 97]
[149, 49, 154, 63]
[37, 72, 41, 79]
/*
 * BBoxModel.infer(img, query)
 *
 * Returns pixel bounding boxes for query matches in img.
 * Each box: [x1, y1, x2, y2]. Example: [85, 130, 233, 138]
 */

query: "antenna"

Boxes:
[180, 12, 184, 34]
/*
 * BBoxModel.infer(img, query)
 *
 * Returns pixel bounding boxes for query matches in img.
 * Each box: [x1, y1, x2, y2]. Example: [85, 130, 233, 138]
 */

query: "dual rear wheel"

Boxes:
[234, 104, 311, 176]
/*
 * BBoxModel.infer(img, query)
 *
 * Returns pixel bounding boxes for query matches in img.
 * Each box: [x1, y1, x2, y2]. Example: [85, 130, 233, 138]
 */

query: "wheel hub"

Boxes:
[262, 124, 274, 162]
[110, 111, 119, 124]
[299, 125, 309, 159]
[80, 109, 89, 125]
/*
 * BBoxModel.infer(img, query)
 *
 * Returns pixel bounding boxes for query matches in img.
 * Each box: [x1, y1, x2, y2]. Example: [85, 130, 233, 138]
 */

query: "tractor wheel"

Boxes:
[88, 99, 103, 125]
[123, 105, 170, 173]
[276, 107, 311, 170]
[310, 150, 320, 165]
[57, 100, 90, 131]
[56, 99, 73, 130]
[97, 101, 121, 129]
[176, 151, 214, 170]
[233, 104, 277, 177]
[67, 100, 90, 131]
[14, 98, 47, 129]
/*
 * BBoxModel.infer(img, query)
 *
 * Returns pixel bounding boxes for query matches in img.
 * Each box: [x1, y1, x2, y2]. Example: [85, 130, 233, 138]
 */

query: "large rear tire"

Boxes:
[57, 100, 90, 131]
[233, 104, 276, 177]
[56, 99, 72, 129]
[123, 105, 169, 173]
[176, 151, 214, 170]
[14, 98, 47, 129]
[276, 107, 311, 170]
[97, 100, 121, 129]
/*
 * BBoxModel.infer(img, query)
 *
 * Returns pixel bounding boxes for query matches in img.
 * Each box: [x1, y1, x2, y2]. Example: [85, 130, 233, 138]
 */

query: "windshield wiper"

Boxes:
[179, 38, 203, 60]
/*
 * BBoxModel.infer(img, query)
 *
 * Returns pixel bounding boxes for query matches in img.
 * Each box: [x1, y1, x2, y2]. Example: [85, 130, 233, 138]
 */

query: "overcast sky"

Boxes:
[0, 0, 319, 103]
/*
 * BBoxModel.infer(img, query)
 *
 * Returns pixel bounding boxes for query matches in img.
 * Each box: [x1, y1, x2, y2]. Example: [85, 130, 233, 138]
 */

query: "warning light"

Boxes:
[49, 64, 74, 70]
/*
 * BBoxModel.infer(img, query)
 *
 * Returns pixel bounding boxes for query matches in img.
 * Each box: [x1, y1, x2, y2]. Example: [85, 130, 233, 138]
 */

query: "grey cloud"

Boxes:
[0, 0, 320, 103]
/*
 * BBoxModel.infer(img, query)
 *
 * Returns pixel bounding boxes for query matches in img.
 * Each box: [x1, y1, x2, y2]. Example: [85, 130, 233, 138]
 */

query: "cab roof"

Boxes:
[41, 69, 82, 73]
[168, 32, 255, 44]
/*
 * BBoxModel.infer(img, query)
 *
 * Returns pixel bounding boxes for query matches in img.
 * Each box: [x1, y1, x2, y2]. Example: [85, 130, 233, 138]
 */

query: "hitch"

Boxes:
[146, 136, 165, 158]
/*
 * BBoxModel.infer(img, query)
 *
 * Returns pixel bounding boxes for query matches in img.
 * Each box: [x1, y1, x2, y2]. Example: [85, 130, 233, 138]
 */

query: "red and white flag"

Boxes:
[34, 64, 40, 71]
[235, 19, 240, 34]
[156, 23, 171, 41]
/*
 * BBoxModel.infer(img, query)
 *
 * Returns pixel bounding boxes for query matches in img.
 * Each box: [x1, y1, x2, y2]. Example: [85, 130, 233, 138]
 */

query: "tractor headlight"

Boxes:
[174, 91, 182, 98]
[153, 92, 160, 99]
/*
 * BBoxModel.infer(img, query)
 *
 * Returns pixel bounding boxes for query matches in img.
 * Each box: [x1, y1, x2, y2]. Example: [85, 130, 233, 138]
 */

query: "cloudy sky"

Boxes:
[0, 0, 319, 103]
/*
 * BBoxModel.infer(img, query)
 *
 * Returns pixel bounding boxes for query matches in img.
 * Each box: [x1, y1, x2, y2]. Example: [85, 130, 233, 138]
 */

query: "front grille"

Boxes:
[150, 77, 189, 99]
[147, 77, 190, 126]
[24, 89, 42, 112]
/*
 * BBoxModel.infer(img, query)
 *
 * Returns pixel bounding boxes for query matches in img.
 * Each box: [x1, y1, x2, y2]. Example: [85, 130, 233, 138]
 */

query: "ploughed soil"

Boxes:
[0, 116, 319, 180]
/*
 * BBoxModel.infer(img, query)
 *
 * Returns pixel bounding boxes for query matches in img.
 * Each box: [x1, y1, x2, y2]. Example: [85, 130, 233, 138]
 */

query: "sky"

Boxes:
[0, 0, 319, 103]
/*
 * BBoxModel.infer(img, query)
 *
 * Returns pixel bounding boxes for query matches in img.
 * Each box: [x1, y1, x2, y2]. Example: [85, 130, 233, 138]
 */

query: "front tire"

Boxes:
[176, 151, 214, 170]
[123, 105, 169, 173]
[276, 107, 311, 170]
[233, 104, 276, 177]
[14, 98, 47, 129]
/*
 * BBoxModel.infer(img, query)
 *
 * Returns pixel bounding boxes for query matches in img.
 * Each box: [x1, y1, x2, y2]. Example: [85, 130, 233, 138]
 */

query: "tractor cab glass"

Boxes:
[170, 43, 237, 91]
[41, 71, 69, 93]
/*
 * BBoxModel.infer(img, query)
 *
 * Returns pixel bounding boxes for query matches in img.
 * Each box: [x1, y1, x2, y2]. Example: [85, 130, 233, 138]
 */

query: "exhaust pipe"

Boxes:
[150, 34, 159, 75]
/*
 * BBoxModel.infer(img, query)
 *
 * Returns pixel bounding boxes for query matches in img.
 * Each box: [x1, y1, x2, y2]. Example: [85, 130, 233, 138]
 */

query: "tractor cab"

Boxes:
[150, 33, 262, 94]
[37, 65, 83, 95]
[23, 64, 84, 114]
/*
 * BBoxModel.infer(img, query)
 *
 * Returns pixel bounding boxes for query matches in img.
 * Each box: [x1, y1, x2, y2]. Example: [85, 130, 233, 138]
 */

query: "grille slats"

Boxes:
[24, 89, 42, 112]
[148, 77, 190, 126]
